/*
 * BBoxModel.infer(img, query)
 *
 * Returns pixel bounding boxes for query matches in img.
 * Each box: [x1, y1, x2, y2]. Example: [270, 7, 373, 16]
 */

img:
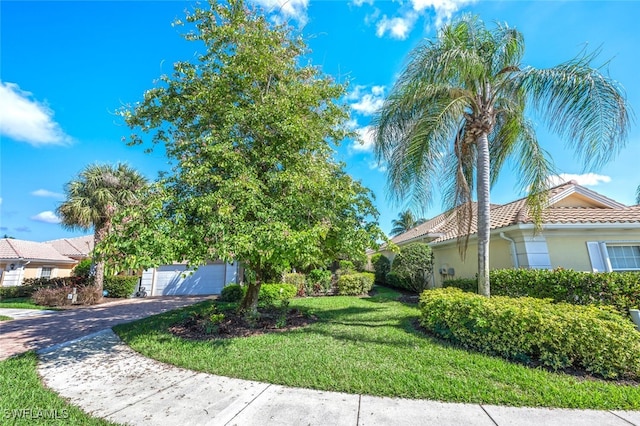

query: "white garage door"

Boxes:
[152, 264, 226, 296]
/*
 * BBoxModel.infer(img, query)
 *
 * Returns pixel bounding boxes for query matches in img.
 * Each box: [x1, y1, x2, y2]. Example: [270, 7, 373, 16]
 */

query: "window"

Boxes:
[607, 245, 640, 271]
[40, 267, 53, 279]
[586, 241, 640, 272]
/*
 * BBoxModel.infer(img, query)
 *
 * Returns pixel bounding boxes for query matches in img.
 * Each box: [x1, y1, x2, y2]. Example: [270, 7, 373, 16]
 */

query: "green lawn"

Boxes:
[0, 297, 57, 310]
[114, 286, 640, 410]
[0, 315, 12, 321]
[0, 352, 117, 425]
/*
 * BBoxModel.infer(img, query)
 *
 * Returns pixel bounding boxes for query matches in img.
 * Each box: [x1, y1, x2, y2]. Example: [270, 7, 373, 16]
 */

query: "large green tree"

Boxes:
[57, 163, 147, 295]
[390, 210, 426, 236]
[373, 16, 630, 296]
[111, 0, 383, 313]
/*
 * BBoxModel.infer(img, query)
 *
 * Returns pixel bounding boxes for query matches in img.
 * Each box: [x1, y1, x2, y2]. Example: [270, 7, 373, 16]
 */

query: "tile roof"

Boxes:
[0, 239, 76, 263]
[390, 181, 640, 245]
[45, 235, 94, 257]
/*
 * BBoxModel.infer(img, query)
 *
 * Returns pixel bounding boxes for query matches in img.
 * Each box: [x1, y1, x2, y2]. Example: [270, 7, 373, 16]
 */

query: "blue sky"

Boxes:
[1, 0, 639, 242]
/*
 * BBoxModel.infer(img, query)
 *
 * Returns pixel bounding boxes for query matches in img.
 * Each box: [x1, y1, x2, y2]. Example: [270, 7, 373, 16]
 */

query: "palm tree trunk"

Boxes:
[92, 224, 109, 299]
[476, 132, 491, 297]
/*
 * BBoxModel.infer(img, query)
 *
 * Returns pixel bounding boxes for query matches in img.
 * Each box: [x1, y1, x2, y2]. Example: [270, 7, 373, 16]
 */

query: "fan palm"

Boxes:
[373, 16, 630, 296]
[390, 210, 426, 236]
[57, 163, 147, 295]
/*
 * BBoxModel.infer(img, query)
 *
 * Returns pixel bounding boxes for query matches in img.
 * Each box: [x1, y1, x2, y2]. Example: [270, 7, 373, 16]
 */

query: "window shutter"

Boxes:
[586, 242, 606, 272]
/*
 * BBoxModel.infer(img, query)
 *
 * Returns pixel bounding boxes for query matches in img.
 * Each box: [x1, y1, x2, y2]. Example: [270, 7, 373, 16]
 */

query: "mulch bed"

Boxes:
[169, 308, 317, 340]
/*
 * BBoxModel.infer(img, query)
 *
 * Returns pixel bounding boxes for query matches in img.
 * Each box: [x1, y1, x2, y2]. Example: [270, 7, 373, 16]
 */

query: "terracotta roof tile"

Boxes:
[390, 182, 640, 245]
[0, 239, 76, 263]
[45, 235, 94, 257]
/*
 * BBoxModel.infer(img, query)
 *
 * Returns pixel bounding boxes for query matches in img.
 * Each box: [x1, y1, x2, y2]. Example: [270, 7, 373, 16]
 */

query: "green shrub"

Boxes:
[220, 284, 244, 302]
[72, 259, 92, 277]
[442, 269, 640, 316]
[389, 243, 434, 293]
[103, 276, 139, 298]
[259, 283, 297, 307]
[337, 272, 375, 296]
[385, 271, 408, 290]
[283, 273, 307, 297]
[443, 278, 477, 293]
[371, 254, 391, 285]
[419, 288, 640, 379]
[306, 269, 332, 295]
[0, 285, 36, 299]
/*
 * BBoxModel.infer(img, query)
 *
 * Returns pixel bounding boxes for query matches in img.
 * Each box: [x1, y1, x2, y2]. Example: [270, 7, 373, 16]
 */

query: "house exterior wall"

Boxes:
[430, 238, 513, 285]
[544, 228, 640, 271]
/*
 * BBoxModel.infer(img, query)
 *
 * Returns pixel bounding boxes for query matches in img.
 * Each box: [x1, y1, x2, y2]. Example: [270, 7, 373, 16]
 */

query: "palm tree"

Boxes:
[57, 163, 147, 296]
[373, 16, 629, 296]
[636, 185, 640, 205]
[390, 210, 426, 236]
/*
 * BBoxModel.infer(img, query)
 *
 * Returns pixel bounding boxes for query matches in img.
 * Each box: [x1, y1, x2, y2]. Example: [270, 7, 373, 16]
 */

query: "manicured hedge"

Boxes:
[419, 288, 640, 379]
[103, 276, 139, 298]
[259, 283, 297, 307]
[337, 272, 374, 296]
[219, 283, 297, 306]
[387, 243, 434, 293]
[220, 284, 244, 302]
[371, 254, 390, 285]
[443, 269, 640, 315]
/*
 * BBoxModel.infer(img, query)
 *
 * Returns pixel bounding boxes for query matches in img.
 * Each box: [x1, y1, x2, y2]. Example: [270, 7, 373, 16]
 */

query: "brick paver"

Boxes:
[0, 296, 211, 360]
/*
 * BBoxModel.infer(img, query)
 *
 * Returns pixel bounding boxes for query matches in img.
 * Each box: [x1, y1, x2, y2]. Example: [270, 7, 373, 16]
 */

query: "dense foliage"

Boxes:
[420, 288, 640, 379]
[387, 243, 434, 293]
[336, 272, 374, 296]
[444, 269, 640, 315]
[371, 253, 390, 285]
[218, 283, 296, 307]
[103, 276, 139, 298]
[102, 0, 384, 313]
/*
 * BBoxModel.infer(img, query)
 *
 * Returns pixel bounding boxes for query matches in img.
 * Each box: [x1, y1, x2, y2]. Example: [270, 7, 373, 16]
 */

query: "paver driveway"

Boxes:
[0, 296, 211, 360]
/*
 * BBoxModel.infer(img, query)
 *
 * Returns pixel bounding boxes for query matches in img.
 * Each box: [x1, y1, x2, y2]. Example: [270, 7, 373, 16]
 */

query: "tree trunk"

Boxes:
[238, 268, 262, 314]
[476, 132, 491, 297]
[92, 224, 109, 300]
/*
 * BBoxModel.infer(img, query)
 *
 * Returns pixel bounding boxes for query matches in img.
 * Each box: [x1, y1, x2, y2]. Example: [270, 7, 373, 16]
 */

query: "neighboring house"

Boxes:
[0, 234, 238, 295]
[0, 239, 77, 286]
[45, 235, 94, 261]
[381, 181, 640, 286]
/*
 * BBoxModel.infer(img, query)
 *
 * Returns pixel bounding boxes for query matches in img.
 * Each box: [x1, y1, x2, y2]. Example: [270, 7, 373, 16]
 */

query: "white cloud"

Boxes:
[0, 81, 72, 146]
[31, 189, 64, 199]
[376, 14, 416, 40]
[359, 0, 476, 40]
[351, 126, 375, 152]
[30, 211, 61, 224]
[368, 160, 387, 172]
[347, 85, 386, 116]
[250, 0, 309, 24]
[411, 0, 476, 28]
[547, 173, 612, 187]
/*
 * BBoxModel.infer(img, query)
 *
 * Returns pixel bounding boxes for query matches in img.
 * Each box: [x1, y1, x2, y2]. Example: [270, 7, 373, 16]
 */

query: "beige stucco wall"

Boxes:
[22, 263, 76, 280]
[545, 229, 640, 271]
[430, 238, 513, 285]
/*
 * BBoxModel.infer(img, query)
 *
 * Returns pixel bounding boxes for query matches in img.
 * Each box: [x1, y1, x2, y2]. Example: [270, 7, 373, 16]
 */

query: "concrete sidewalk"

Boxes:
[0, 308, 57, 319]
[37, 330, 640, 426]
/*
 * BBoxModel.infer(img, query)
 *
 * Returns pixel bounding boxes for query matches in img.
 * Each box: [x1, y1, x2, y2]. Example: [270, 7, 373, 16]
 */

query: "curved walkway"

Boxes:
[0, 296, 211, 360]
[37, 330, 640, 426]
